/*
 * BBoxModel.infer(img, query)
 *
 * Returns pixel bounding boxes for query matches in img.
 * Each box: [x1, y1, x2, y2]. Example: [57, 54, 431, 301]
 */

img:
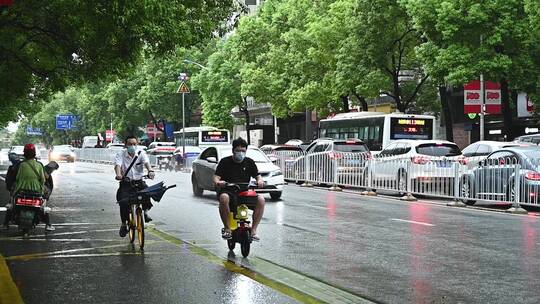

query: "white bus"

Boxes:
[319, 112, 437, 152]
[173, 126, 231, 147]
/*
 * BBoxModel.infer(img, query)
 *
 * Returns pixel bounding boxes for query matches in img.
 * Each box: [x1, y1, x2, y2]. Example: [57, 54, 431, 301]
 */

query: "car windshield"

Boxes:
[53, 146, 72, 152]
[222, 149, 269, 163]
[11, 146, 24, 153]
[416, 143, 462, 157]
[334, 142, 368, 153]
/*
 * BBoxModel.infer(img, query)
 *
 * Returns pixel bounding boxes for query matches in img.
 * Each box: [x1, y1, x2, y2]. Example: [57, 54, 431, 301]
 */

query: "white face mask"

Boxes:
[233, 151, 246, 162]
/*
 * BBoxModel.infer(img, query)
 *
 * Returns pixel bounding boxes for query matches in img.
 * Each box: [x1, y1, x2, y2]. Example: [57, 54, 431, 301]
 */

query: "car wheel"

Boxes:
[191, 174, 203, 197]
[460, 178, 476, 205]
[270, 192, 282, 201]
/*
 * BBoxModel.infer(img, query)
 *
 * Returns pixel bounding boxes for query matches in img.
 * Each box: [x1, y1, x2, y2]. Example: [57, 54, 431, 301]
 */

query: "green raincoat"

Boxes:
[14, 159, 45, 194]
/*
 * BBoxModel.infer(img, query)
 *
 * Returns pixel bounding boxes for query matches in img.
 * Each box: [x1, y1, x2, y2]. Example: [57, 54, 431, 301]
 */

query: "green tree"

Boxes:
[402, 0, 540, 139]
[0, 0, 236, 125]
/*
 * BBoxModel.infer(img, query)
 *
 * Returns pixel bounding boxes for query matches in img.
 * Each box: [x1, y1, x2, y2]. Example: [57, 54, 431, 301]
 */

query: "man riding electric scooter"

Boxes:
[213, 137, 265, 241]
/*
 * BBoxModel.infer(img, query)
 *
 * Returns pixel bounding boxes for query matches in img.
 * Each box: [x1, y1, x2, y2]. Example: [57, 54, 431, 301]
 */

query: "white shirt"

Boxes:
[114, 149, 149, 180]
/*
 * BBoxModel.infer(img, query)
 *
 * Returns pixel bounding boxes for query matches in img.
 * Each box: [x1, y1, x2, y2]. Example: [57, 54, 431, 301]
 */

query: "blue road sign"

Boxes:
[56, 114, 79, 130]
[26, 126, 43, 136]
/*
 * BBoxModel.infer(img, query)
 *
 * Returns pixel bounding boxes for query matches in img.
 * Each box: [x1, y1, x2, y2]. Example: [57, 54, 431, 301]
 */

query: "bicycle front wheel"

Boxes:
[136, 207, 145, 250]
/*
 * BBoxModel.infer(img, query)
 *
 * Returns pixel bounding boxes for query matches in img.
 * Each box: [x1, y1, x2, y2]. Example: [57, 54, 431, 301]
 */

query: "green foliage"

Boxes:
[22, 47, 210, 142]
[0, 0, 236, 125]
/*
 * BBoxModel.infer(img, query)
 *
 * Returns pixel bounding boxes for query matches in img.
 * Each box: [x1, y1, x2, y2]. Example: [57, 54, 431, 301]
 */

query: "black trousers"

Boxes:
[116, 180, 152, 223]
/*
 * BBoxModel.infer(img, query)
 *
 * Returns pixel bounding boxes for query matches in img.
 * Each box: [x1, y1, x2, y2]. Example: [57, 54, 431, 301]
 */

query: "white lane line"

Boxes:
[7, 252, 176, 260]
[6, 244, 130, 260]
[0, 175, 5, 181]
[390, 218, 435, 227]
[0, 238, 125, 242]
[51, 223, 116, 226]
[23, 228, 118, 238]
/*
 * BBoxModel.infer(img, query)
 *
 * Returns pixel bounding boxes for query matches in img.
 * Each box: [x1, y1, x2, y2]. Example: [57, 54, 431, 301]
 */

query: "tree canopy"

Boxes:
[0, 0, 236, 126]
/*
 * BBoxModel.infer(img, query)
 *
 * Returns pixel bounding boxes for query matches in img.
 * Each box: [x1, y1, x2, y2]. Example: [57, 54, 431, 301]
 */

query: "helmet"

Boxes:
[23, 143, 36, 158]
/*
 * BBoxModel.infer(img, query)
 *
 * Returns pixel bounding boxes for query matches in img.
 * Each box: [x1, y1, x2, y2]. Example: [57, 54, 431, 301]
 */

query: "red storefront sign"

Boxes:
[463, 80, 501, 114]
[146, 123, 164, 136]
[0, 0, 14, 6]
[105, 130, 115, 142]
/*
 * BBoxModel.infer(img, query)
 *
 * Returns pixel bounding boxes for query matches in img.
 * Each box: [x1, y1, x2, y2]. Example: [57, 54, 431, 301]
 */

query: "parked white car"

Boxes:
[191, 146, 285, 200]
[369, 140, 465, 194]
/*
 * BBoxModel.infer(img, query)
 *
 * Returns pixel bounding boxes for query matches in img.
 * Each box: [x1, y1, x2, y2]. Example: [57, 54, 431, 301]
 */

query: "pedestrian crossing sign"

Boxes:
[177, 82, 190, 94]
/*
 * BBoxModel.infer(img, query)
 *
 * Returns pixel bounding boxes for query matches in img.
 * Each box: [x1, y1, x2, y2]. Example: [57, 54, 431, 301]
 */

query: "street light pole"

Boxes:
[479, 35, 485, 141]
[183, 59, 207, 70]
[480, 73, 485, 141]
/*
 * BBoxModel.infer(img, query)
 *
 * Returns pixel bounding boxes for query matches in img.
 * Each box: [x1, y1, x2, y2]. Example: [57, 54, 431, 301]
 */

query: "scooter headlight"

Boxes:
[240, 210, 248, 217]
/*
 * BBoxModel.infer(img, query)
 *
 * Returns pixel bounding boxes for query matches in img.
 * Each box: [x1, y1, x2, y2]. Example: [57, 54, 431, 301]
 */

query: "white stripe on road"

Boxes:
[390, 218, 435, 227]
[0, 175, 4, 181]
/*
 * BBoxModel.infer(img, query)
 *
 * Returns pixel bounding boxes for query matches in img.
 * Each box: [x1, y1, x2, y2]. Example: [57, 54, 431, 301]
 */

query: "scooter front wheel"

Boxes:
[227, 239, 236, 250]
[240, 230, 251, 258]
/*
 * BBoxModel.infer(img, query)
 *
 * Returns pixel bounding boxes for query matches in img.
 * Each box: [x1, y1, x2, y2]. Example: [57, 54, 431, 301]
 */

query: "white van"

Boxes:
[82, 136, 98, 148]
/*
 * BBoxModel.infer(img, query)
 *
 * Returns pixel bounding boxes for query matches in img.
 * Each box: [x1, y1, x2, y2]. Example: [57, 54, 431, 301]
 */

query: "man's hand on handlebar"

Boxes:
[216, 180, 226, 188]
[257, 179, 264, 189]
[147, 171, 155, 180]
[115, 175, 123, 181]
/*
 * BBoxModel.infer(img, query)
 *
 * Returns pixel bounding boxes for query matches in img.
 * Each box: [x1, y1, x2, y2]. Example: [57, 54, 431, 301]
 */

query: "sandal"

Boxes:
[221, 228, 232, 240]
[251, 234, 260, 242]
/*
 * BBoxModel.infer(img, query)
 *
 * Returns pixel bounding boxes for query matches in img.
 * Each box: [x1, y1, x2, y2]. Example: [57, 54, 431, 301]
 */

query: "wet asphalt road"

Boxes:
[1, 161, 540, 304]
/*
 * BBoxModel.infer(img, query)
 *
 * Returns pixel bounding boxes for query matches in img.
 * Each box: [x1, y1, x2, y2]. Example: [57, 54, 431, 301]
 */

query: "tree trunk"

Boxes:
[500, 78, 513, 140]
[353, 92, 368, 111]
[340, 95, 349, 112]
[439, 85, 453, 142]
[392, 72, 404, 112]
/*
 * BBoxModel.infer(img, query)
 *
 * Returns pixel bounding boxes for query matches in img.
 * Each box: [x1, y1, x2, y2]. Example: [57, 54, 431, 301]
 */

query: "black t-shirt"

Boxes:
[215, 156, 259, 184]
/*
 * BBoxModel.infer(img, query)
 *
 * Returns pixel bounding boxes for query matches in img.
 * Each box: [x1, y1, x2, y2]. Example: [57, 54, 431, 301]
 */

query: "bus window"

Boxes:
[363, 126, 369, 140]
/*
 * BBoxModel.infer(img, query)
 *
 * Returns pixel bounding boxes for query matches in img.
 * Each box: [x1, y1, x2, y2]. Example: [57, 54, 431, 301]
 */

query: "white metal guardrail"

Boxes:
[74, 149, 195, 171]
[266, 150, 540, 207]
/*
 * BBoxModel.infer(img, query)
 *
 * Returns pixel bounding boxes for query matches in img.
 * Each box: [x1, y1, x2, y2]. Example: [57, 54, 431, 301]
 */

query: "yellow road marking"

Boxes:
[0, 254, 24, 304]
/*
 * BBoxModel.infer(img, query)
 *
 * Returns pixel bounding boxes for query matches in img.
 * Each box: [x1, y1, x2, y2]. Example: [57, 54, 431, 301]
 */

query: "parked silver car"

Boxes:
[462, 141, 521, 168]
[460, 146, 540, 205]
[191, 146, 285, 200]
